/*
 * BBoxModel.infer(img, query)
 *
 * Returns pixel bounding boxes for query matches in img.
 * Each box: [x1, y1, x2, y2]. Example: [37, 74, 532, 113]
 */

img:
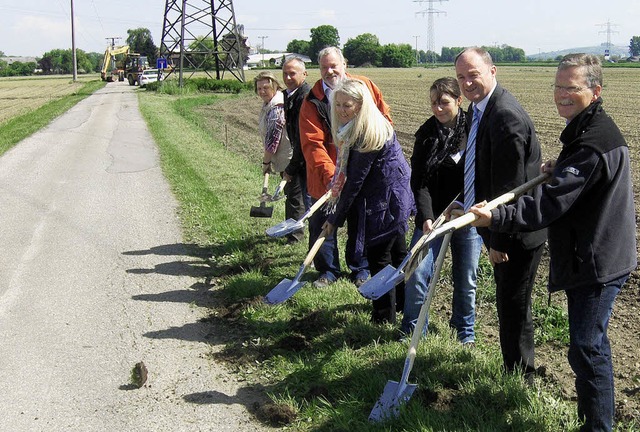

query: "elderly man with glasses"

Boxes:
[471, 53, 636, 432]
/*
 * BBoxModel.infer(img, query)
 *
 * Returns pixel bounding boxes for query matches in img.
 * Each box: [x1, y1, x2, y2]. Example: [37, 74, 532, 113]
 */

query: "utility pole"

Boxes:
[70, 0, 77, 82]
[597, 19, 619, 60]
[258, 35, 268, 66]
[105, 37, 122, 49]
[414, 35, 420, 64]
[414, 0, 448, 64]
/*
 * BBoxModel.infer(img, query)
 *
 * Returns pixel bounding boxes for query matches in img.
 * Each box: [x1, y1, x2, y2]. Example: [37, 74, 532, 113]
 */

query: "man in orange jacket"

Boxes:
[299, 46, 392, 288]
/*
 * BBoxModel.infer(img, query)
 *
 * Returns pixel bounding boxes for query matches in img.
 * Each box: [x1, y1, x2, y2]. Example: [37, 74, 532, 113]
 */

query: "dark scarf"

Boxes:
[418, 112, 466, 183]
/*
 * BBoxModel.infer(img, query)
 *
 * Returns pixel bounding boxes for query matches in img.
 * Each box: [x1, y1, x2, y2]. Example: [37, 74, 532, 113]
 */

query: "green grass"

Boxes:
[0, 80, 105, 155]
[137, 91, 637, 431]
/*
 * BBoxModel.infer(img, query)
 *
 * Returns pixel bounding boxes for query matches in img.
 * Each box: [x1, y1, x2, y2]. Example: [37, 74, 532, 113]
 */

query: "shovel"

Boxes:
[265, 190, 331, 238]
[403, 173, 551, 282]
[369, 231, 453, 422]
[357, 213, 446, 300]
[263, 227, 329, 305]
[250, 173, 274, 218]
[359, 173, 550, 300]
[259, 179, 288, 203]
[269, 179, 288, 202]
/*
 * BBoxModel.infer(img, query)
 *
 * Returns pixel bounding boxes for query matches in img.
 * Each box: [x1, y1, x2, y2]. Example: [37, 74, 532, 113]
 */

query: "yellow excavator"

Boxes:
[101, 44, 151, 84]
[101, 44, 130, 82]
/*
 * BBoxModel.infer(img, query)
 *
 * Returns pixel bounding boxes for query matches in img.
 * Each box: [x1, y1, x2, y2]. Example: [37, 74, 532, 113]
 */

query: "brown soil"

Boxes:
[208, 89, 640, 424]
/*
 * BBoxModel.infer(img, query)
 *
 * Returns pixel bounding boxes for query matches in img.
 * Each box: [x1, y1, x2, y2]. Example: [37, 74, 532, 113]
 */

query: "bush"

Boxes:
[146, 77, 252, 94]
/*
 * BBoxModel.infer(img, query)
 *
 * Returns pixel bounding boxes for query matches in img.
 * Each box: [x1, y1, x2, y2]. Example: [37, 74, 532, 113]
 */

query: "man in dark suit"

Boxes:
[454, 47, 546, 380]
[281, 56, 312, 243]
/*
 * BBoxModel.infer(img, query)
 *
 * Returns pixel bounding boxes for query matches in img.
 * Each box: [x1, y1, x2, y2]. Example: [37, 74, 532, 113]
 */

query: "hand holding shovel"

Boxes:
[359, 173, 550, 300]
[265, 190, 331, 238]
[250, 173, 274, 218]
[357, 213, 445, 300]
[259, 179, 288, 203]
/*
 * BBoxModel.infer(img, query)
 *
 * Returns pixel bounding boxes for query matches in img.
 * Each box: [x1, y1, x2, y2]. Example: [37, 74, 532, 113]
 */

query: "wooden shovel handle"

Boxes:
[432, 172, 550, 234]
[301, 191, 331, 223]
[261, 172, 270, 192]
[302, 226, 329, 268]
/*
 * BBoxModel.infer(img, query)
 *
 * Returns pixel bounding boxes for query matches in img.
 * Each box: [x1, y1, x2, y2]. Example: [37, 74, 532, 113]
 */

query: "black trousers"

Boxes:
[491, 242, 544, 375]
[283, 172, 306, 241]
[366, 231, 408, 324]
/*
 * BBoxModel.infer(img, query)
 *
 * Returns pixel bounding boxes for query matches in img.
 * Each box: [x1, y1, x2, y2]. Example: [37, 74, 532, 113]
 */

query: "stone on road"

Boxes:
[0, 83, 267, 431]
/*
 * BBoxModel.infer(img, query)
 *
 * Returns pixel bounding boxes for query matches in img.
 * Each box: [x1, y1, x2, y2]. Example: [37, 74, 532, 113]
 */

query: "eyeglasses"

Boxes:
[552, 84, 591, 94]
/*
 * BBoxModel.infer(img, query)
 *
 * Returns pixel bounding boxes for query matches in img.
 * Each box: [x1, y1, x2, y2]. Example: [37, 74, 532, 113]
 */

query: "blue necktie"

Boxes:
[463, 106, 480, 211]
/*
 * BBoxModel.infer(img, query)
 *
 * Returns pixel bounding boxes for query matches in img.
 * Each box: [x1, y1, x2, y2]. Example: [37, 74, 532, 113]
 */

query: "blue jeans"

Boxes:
[566, 275, 626, 432]
[401, 225, 482, 343]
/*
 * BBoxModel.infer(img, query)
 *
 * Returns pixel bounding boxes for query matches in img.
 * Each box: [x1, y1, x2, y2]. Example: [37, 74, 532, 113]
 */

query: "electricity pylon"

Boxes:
[161, 0, 246, 85]
[415, 0, 448, 63]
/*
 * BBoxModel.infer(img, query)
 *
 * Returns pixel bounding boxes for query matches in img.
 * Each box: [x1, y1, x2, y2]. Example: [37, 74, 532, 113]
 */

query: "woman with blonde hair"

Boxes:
[253, 71, 291, 175]
[323, 78, 414, 324]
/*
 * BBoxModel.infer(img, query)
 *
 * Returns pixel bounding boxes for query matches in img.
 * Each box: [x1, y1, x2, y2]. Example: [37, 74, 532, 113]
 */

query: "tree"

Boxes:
[39, 49, 72, 74]
[308, 25, 340, 63]
[424, 50, 440, 63]
[440, 46, 465, 62]
[343, 33, 381, 67]
[220, 30, 250, 68]
[380, 43, 415, 67]
[286, 39, 310, 56]
[188, 36, 217, 70]
[86, 52, 103, 73]
[0, 61, 37, 77]
[630, 36, 640, 56]
[126, 28, 158, 63]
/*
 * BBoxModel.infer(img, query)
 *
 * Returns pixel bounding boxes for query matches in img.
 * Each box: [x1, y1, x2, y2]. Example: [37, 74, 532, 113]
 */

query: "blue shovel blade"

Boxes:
[265, 219, 302, 237]
[368, 380, 418, 422]
[358, 264, 404, 300]
[263, 278, 306, 305]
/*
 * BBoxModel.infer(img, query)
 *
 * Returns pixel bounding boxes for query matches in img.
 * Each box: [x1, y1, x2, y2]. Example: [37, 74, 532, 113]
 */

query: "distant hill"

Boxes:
[527, 44, 631, 60]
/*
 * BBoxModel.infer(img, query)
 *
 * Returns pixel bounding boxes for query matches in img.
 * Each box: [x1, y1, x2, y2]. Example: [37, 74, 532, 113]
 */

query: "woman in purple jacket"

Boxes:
[323, 78, 414, 324]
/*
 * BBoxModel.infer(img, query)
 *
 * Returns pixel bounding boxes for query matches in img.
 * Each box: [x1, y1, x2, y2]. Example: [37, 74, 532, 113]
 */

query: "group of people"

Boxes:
[252, 46, 636, 431]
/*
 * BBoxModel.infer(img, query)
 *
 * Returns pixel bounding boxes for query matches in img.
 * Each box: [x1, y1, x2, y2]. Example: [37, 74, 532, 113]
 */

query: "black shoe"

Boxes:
[354, 277, 368, 288]
[371, 307, 395, 325]
[285, 235, 301, 244]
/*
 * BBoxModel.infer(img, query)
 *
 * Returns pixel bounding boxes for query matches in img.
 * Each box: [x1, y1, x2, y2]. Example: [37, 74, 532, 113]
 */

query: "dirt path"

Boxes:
[0, 83, 269, 432]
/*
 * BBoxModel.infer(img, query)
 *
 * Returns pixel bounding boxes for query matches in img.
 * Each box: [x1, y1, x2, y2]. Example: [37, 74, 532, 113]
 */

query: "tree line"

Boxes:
[0, 28, 158, 77]
[3, 27, 640, 77]
[285, 26, 640, 66]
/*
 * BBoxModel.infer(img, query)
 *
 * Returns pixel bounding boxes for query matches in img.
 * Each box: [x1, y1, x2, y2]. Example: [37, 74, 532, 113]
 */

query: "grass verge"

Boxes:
[138, 90, 636, 431]
[0, 80, 106, 155]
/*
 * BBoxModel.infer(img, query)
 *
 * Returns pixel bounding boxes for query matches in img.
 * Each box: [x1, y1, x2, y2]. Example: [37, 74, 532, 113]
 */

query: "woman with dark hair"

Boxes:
[400, 77, 482, 344]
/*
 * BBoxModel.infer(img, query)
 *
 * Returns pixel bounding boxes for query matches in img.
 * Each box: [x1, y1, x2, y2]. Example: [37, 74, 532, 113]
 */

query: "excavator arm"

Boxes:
[101, 45, 130, 81]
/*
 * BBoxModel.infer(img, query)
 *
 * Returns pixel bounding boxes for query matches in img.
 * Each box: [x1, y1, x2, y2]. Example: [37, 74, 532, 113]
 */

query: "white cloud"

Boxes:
[14, 15, 68, 38]
[316, 9, 337, 20]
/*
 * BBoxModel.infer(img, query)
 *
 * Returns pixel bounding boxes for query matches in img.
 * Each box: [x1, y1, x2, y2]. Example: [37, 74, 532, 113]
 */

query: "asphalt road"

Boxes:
[0, 83, 268, 431]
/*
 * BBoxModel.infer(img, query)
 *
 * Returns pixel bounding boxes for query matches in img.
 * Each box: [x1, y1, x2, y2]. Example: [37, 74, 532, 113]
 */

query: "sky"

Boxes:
[1, 0, 638, 58]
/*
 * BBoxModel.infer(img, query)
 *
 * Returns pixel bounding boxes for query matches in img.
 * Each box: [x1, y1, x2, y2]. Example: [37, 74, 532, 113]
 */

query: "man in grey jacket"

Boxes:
[471, 53, 636, 432]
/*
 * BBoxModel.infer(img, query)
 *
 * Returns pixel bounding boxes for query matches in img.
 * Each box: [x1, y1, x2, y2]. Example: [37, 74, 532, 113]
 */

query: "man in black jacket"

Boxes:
[281, 56, 311, 243]
[471, 53, 636, 432]
[455, 47, 546, 379]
